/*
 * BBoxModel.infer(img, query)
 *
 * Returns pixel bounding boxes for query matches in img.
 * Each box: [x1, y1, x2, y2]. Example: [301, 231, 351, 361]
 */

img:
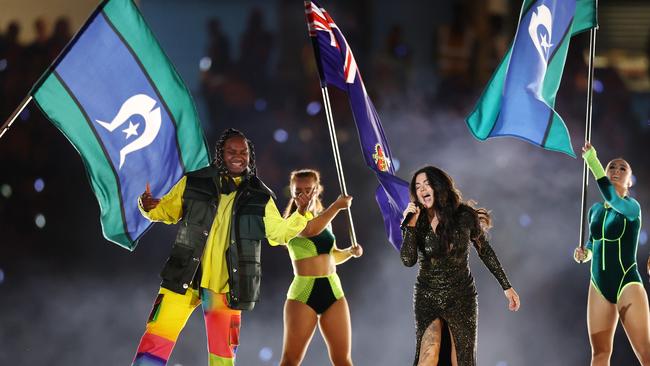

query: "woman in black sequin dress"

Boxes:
[400, 166, 520, 366]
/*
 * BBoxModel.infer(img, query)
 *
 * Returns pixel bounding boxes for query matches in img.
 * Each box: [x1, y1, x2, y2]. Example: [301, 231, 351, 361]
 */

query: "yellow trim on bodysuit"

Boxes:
[617, 263, 639, 301]
[598, 209, 626, 272]
[617, 281, 643, 302]
[591, 205, 638, 303]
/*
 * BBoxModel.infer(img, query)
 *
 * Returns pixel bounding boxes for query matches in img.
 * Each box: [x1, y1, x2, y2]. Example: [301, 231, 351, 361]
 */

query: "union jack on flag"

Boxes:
[306, 2, 358, 84]
[305, 0, 410, 250]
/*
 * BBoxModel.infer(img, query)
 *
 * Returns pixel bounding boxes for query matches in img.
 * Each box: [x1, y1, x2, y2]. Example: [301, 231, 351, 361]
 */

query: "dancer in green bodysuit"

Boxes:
[278, 169, 363, 366]
[575, 142, 650, 365]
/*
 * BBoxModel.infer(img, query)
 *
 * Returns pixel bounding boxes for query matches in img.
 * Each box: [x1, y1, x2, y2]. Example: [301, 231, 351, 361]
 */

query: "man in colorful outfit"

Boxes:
[132, 128, 312, 366]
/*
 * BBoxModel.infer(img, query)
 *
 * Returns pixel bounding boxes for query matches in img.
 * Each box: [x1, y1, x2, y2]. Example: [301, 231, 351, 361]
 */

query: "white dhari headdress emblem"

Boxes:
[528, 5, 554, 65]
[96, 94, 161, 169]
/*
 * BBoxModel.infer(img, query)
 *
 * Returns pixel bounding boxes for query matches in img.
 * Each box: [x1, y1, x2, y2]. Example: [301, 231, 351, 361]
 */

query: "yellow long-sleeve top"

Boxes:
[140, 176, 308, 294]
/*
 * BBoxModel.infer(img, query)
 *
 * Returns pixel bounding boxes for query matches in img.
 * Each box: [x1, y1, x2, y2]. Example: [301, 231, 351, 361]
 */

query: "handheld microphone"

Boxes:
[401, 213, 414, 228]
[401, 202, 421, 228]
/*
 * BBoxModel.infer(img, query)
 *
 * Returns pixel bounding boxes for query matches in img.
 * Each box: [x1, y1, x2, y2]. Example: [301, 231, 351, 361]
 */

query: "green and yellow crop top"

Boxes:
[286, 212, 336, 260]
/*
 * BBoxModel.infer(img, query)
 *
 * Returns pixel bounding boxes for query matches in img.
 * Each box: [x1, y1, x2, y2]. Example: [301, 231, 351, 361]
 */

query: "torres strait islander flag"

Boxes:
[30, 0, 210, 250]
[305, 0, 410, 250]
[466, 0, 597, 157]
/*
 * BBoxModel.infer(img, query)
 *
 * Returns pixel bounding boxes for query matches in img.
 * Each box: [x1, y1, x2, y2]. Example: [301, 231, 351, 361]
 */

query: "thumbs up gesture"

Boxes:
[140, 183, 160, 212]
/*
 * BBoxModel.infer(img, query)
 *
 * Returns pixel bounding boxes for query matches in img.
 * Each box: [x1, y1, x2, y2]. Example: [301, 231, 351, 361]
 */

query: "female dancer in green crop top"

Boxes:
[279, 169, 363, 366]
[574, 142, 650, 365]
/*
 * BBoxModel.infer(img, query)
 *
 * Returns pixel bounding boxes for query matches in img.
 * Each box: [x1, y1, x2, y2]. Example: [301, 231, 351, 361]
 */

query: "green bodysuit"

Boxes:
[584, 148, 642, 304]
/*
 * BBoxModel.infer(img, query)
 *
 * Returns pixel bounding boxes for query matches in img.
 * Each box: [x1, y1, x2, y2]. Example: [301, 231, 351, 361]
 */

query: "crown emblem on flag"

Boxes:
[372, 144, 390, 172]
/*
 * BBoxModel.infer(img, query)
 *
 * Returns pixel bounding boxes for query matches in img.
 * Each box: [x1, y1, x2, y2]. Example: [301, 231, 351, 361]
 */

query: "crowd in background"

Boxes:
[0, 2, 648, 257]
[1, 2, 650, 364]
[0, 17, 74, 253]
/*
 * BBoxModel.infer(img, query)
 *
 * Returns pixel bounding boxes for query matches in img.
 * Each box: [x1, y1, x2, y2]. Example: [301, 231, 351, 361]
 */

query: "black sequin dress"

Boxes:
[400, 207, 511, 366]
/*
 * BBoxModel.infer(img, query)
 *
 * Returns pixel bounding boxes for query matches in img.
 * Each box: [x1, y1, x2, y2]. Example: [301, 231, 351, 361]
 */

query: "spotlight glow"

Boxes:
[259, 347, 273, 362]
[274, 129, 288, 143]
[199, 57, 212, 71]
[306, 101, 322, 116]
[640, 230, 648, 246]
[518, 214, 532, 228]
[34, 178, 45, 193]
[593, 79, 604, 93]
[0, 184, 11, 198]
[254, 98, 268, 112]
[35, 214, 46, 229]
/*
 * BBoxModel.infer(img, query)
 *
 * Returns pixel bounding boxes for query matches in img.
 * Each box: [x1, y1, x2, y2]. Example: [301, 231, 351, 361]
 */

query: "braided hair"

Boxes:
[213, 128, 257, 176]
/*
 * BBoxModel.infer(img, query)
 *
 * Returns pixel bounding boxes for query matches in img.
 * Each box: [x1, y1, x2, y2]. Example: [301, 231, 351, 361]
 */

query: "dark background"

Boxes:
[1, 0, 650, 364]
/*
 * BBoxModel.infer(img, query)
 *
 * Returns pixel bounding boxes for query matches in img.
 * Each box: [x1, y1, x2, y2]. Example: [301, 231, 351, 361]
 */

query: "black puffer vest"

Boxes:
[159, 166, 273, 311]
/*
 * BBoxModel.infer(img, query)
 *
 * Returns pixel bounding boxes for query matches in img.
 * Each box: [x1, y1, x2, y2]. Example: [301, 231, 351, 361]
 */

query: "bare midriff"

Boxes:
[292, 253, 335, 276]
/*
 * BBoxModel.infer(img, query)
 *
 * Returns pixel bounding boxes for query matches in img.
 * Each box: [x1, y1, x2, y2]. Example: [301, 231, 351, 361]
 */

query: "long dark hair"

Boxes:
[213, 128, 257, 176]
[409, 166, 491, 254]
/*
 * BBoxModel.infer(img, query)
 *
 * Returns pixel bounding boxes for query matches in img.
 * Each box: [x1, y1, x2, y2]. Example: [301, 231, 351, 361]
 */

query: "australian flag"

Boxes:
[305, 0, 410, 250]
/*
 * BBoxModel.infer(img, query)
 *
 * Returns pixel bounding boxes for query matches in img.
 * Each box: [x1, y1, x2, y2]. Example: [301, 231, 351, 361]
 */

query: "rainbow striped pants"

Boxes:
[132, 287, 241, 366]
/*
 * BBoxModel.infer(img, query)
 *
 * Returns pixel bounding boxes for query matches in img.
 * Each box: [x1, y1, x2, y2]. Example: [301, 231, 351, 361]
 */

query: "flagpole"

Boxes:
[578, 26, 598, 254]
[0, 95, 33, 140]
[320, 86, 359, 248]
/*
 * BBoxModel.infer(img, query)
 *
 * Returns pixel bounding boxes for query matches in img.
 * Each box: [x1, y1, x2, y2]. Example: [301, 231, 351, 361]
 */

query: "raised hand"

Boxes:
[140, 183, 160, 212]
[333, 195, 353, 210]
[295, 191, 314, 215]
[402, 202, 421, 227]
[581, 141, 593, 156]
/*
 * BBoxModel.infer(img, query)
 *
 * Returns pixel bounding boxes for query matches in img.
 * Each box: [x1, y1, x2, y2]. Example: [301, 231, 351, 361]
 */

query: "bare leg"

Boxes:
[618, 283, 650, 365]
[418, 319, 443, 366]
[319, 298, 353, 366]
[587, 283, 618, 366]
[280, 300, 318, 366]
[449, 326, 457, 366]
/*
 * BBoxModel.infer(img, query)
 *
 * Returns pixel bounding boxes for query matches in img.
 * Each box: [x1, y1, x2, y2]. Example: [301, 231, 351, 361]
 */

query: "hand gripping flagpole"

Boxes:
[320, 86, 359, 247]
[578, 24, 598, 254]
[0, 95, 33, 140]
[306, 0, 358, 247]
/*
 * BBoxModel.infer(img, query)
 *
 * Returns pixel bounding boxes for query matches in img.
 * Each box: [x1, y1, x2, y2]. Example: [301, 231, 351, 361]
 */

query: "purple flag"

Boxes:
[305, 0, 410, 250]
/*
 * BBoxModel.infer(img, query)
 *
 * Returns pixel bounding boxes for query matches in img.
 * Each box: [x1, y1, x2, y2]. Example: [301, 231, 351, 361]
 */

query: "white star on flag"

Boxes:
[540, 34, 553, 54]
[122, 121, 139, 139]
